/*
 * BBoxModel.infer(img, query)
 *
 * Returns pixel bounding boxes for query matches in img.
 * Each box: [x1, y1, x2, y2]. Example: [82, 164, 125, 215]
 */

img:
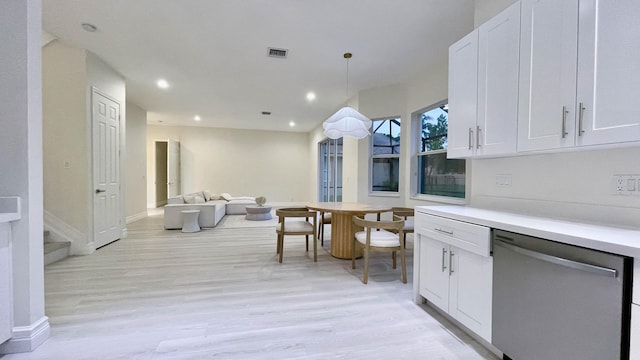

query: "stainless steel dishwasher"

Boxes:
[492, 229, 632, 360]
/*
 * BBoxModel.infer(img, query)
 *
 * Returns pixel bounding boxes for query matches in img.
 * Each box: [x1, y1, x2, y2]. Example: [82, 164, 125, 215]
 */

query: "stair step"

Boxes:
[44, 241, 70, 266]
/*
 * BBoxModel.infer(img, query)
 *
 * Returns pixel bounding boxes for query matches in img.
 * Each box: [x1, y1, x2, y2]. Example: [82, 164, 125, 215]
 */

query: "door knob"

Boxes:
[95, 189, 106, 193]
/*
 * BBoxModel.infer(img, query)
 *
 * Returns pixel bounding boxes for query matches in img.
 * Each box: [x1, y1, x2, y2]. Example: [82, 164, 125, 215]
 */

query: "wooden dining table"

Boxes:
[306, 202, 392, 259]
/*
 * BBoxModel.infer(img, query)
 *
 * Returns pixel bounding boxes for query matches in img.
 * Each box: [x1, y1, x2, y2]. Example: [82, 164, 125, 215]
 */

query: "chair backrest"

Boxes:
[353, 216, 404, 232]
[276, 208, 315, 220]
[391, 207, 414, 219]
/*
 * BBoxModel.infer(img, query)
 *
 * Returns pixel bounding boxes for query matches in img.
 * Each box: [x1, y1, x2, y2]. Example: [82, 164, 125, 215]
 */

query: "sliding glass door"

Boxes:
[318, 138, 343, 202]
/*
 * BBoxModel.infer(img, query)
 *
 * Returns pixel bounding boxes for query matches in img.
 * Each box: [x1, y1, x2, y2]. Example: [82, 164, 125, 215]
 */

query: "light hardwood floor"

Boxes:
[3, 213, 498, 360]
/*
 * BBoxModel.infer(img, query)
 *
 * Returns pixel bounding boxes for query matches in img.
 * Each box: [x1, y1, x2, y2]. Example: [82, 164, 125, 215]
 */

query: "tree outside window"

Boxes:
[416, 102, 465, 199]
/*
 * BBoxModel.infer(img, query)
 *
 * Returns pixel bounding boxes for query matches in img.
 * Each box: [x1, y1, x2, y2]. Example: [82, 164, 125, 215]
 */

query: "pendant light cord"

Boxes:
[344, 52, 352, 104]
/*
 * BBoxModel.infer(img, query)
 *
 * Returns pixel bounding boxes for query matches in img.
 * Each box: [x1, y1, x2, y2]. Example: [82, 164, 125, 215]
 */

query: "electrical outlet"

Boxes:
[612, 174, 640, 195]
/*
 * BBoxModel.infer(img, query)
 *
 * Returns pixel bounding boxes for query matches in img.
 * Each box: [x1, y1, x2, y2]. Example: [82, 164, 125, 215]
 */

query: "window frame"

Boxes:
[369, 116, 401, 197]
[410, 100, 466, 204]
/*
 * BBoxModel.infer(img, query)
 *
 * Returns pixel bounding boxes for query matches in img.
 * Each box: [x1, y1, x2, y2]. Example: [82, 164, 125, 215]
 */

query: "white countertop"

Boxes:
[416, 205, 640, 258]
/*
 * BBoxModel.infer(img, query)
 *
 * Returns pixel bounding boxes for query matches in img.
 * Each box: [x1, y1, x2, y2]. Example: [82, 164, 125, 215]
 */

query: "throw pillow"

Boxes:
[194, 195, 205, 204]
[183, 195, 196, 204]
[210, 194, 223, 200]
[202, 190, 212, 201]
[220, 193, 233, 201]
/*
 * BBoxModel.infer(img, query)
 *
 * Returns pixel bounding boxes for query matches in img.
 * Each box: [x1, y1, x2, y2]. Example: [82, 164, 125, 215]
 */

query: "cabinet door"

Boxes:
[476, 1, 520, 156]
[576, 0, 640, 146]
[517, 0, 579, 151]
[448, 247, 493, 342]
[631, 304, 640, 360]
[0, 223, 12, 344]
[419, 238, 450, 312]
[447, 30, 478, 159]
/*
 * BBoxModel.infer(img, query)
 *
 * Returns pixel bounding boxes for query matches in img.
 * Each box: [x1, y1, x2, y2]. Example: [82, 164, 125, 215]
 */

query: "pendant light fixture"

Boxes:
[322, 53, 372, 139]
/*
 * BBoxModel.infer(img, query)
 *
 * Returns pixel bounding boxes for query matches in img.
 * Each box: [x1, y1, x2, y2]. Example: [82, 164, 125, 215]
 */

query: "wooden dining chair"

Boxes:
[390, 207, 414, 247]
[275, 208, 317, 263]
[317, 211, 331, 246]
[351, 215, 406, 284]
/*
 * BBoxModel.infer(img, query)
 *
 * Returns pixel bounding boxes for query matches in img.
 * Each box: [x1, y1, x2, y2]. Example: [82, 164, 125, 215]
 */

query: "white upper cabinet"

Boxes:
[476, 2, 521, 156]
[448, 2, 520, 158]
[519, 0, 640, 151]
[448, 30, 479, 158]
[576, 0, 640, 146]
[518, 0, 579, 151]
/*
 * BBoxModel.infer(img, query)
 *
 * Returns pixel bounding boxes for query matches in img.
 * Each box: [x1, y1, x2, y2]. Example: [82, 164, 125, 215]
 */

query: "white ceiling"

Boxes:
[42, 0, 475, 133]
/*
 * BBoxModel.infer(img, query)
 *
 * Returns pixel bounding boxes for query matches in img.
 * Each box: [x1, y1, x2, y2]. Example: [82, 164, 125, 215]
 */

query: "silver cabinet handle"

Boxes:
[434, 228, 453, 236]
[494, 240, 617, 278]
[578, 102, 585, 136]
[441, 248, 447, 272]
[95, 189, 106, 193]
[476, 125, 481, 149]
[449, 250, 455, 275]
[468, 128, 473, 150]
[561, 106, 569, 138]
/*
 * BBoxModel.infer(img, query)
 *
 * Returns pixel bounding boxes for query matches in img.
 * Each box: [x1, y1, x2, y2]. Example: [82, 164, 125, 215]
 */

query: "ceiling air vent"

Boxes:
[267, 47, 288, 59]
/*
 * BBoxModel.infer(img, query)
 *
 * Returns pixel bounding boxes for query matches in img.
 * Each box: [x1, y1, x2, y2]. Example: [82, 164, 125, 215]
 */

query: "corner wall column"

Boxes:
[0, 0, 50, 353]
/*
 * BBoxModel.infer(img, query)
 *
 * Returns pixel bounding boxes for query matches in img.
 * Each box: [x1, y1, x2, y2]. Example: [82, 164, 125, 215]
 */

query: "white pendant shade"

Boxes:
[322, 106, 372, 139]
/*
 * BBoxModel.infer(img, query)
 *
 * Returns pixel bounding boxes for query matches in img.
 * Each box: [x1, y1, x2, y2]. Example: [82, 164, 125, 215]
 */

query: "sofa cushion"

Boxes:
[167, 196, 184, 204]
[184, 195, 205, 204]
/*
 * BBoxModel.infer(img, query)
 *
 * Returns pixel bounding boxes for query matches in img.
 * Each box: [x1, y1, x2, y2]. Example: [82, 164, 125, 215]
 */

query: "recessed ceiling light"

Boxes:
[156, 79, 169, 89]
[81, 23, 97, 32]
[289, 121, 295, 127]
[194, 115, 201, 121]
[306, 92, 316, 101]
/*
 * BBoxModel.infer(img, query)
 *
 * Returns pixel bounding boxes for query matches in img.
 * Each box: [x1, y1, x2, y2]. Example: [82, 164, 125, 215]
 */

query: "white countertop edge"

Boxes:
[415, 205, 640, 258]
[0, 213, 20, 223]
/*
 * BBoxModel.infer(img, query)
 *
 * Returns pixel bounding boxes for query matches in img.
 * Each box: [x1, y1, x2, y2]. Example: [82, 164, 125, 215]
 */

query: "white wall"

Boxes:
[147, 125, 311, 204]
[125, 102, 147, 221]
[0, 0, 49, 353]
[474, 0, 516, 27]
[42, 41, 126, 254]
[42, 41, 89, 233]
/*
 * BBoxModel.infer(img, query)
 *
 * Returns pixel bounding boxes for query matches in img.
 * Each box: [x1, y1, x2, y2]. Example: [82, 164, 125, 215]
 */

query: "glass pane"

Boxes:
[372, 119, 401, 155]
[371, 157, 399, 192]
[420, 104, 448, 151]
[417, 153, 465, 198]
[319, 138, 343, 202]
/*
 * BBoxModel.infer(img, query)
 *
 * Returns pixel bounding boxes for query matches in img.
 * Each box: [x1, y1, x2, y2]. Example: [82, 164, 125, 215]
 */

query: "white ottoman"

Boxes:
[181, 210, 201, 233]
[245, 205, 273, 221]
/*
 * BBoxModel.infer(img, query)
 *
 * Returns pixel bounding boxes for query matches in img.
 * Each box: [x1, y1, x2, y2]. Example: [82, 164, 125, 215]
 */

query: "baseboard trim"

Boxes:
[126, 211, 147, 224]
[0, 316, 50, 354]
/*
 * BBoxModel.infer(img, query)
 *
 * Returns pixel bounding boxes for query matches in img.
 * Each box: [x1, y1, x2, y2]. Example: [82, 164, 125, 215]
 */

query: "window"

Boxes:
[370, 118, 401, 193]
[415, 101, 466, 199]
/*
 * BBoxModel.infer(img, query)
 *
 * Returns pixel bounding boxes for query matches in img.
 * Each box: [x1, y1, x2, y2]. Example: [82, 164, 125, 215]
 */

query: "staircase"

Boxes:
[44, 230, 70, 266]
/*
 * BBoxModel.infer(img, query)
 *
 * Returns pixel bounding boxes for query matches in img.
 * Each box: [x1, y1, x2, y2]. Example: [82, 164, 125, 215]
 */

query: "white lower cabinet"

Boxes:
[631, 304, 640, 359]
[0, 223, 13, 344]
[419, 237, 493, 342]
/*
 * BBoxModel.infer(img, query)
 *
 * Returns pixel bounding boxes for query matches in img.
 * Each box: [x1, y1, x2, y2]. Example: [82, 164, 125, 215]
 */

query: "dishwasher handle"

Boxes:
[494, 239, 618, 278]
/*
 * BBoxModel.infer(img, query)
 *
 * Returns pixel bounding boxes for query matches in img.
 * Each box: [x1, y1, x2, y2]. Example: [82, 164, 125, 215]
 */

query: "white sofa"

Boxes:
[163, 191, 256, 229]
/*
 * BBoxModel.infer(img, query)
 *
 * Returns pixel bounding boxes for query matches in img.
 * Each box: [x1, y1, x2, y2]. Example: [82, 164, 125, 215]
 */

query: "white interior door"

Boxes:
[93, 90, 121, 248]
[167, 140, 180, 198]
